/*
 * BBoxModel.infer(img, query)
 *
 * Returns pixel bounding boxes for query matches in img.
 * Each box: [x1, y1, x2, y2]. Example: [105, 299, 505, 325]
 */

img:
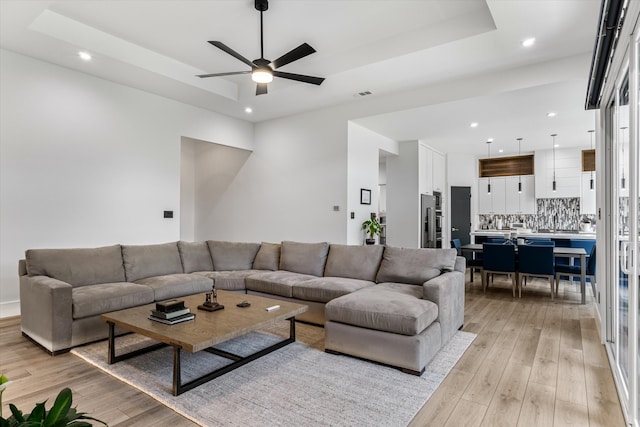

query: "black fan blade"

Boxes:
[273, 70, 325, 85]
[256, 83, 268, 96]
[197, 71, 252, 78]
[208, 41, 256, 68]
[270, 43, 316, 69]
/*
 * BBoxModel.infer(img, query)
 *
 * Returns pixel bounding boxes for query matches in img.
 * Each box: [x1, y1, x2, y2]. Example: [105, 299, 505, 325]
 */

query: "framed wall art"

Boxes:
[360, 188, 371, 205]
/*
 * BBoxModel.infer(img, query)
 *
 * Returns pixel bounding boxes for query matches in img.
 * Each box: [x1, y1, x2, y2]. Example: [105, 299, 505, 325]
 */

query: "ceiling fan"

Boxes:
[197, 0, 325, 96]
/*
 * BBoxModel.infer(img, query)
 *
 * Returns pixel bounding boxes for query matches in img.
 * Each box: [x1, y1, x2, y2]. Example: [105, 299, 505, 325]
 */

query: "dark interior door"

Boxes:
[451, 186, 471, 245]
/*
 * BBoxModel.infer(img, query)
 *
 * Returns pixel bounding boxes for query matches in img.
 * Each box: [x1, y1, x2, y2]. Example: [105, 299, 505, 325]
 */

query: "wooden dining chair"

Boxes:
[482, 243, 517, 297]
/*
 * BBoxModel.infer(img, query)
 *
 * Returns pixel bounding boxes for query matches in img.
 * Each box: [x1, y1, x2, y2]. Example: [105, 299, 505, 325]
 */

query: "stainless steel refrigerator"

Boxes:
[421, 194, 437, 248]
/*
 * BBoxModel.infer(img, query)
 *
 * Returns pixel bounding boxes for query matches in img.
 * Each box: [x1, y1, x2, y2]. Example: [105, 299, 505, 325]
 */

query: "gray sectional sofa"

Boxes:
[19, 240, 465, 375]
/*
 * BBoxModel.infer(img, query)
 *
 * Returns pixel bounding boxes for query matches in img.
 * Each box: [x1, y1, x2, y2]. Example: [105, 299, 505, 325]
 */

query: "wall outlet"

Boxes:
[351, 212, 355, 219]
[333, 205, 340, 211]
[164, 210, 173, 218]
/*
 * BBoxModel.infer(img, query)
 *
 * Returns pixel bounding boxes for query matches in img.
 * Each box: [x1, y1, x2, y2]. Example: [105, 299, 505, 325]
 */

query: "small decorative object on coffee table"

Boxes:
[198, 281, 224, 312]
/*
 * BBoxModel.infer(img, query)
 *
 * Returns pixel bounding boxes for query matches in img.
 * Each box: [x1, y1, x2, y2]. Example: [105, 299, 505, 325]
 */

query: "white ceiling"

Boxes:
[0, 0, 601, 156]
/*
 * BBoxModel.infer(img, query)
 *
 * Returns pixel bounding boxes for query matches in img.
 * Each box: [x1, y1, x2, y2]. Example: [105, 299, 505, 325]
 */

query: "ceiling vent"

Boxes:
[354, 91, 373, 97]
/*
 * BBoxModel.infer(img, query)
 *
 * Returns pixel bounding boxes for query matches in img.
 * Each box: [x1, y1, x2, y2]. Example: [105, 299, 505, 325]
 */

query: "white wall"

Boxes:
[346, 122, 396, 244]
[192, 140, 252, 239]
[192, 108, 350, 244]
[386, 141, 421, 248]
[0, 50, 253, 317]
[180, 138, 197, 242]
[379, 158, 387, 213]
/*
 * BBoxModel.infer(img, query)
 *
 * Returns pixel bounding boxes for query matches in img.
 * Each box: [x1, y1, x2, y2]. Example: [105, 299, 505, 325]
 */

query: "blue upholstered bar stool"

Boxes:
[482, 243, 517, 297]
[517, 244, 556, 299]
[525, 238, 553, 244]
[487, 237, 508, 243]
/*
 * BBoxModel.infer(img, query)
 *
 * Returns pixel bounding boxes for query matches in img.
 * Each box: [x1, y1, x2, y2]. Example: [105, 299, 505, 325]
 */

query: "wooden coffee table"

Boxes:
[101, 291, 308, 395]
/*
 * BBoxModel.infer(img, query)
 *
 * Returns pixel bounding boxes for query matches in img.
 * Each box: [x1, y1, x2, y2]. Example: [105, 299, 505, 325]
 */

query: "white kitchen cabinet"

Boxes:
[505, 175, 535, 214]
[478, 177, 506, 214]
[534, 147, 581, 199]
[580, 172, 596, 214]
[432, 151, 445, 193]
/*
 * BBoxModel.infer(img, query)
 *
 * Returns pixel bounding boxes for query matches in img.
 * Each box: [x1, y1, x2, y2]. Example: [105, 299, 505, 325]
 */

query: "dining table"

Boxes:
[461, 243, 589, 304]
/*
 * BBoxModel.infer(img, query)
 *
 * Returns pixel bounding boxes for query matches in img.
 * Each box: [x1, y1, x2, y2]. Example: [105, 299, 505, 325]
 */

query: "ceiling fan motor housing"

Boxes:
[255, 0, 268, 12]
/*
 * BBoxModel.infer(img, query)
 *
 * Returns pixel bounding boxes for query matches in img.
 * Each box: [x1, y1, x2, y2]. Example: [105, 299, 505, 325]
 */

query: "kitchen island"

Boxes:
[471, 230, 596, 240]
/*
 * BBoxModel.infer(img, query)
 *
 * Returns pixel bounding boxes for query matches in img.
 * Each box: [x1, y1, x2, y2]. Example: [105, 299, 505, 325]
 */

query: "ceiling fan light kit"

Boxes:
[198, 0, 324, 95]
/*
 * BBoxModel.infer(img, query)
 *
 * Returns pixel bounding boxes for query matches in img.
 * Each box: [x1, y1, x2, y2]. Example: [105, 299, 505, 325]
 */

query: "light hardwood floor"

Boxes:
[0, 274, 626, 426]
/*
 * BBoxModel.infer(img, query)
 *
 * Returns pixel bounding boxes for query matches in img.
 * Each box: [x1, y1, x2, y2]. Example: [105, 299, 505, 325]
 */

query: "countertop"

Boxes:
[471, 230, 596, 240]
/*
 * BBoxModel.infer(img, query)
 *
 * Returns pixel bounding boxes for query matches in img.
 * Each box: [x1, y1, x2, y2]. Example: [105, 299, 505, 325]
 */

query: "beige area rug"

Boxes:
[72, 329, 476, 427]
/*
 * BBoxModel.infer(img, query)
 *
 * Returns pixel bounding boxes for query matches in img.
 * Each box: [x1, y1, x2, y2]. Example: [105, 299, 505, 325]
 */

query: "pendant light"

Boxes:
[486, 140, 492, 194]
[517, 138, 523, 193]
[551, 134, 557, 192]
[621, 126, 627, 189]
[588, 130, 595, 190]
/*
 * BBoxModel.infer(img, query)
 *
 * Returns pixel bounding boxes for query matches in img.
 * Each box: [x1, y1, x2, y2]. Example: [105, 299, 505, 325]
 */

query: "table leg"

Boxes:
[173, 346, 181, 396]
[107, 322, 115, 364]
[581, 254, 586, 304]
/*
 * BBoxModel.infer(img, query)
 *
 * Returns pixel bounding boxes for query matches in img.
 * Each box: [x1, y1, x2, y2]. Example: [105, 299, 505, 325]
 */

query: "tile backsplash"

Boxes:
[478, 197, 596, 231]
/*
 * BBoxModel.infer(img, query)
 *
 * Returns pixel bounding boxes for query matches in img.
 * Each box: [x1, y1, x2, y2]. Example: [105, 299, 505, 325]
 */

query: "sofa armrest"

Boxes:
[19, 275, 73, 353]
[422, 270, 465, 344]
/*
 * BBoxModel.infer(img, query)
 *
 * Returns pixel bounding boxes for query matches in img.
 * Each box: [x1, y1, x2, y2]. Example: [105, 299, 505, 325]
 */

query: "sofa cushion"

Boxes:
[292, 277, 375, 303]
[193, 270, 267, 291]
[207, 241, 261, 271]
[325, 284, 438, 336]
[245, 271, 316, 298]
[324, 244, 384, 281]
[178, 241, 213, 273]
[135, 274, 213, 301]
[375, 247, 457, 285]
[252, 243, 281, 271]
[26, 245, 126, 287]
[122, 242, 183, 282]
[279, 241, 329, 277]
[72, 282, 154, 319]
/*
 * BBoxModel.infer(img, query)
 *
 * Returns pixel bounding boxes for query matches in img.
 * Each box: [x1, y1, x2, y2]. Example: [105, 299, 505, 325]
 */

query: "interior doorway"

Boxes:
[450, 186, 471, 245]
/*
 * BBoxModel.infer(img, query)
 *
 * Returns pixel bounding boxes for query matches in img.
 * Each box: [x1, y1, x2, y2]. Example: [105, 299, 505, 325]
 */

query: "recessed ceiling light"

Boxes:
[78, 51, 92, 61]
[470, 122, 479, 128]
[522, 38, 536, 47]
[498, 149, 504, 153]
[244, 107, 253, 113]
[547, 112, 557, 117]
[554, 144, 559, 148]
[487, 138, 494, 142]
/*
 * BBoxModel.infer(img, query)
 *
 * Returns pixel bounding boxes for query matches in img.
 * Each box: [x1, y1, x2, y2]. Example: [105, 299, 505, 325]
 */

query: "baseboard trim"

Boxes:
[0, 300, 20, 318]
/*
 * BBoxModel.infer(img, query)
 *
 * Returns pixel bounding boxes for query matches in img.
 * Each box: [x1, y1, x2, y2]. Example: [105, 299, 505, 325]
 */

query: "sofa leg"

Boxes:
[401, 367, 425, 376]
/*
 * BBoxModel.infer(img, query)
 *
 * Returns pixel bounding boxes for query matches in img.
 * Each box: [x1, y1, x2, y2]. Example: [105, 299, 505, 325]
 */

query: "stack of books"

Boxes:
[149, 299, 195, 325]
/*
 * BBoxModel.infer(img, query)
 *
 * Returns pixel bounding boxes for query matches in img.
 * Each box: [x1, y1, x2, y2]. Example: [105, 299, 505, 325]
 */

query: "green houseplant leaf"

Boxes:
[43, 388, 72, 426]
[361, 217, 382, 238]
[26, 402, 46, 423]
[0, 387, 106, 427]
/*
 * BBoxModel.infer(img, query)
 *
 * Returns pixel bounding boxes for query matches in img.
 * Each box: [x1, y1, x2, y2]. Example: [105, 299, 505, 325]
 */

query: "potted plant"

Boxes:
[0, 385, 106, 427]
[362, 217, 382, 245]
